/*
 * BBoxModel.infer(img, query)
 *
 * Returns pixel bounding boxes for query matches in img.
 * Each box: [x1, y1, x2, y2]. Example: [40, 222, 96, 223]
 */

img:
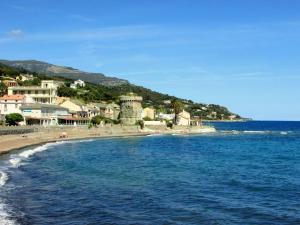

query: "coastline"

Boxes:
[0, 125, 216, 155]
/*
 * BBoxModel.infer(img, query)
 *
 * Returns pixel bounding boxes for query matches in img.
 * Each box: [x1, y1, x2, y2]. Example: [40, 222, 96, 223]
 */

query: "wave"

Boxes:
[243, 130, 270, 134]
[0, 202, 15, 225]
[8, 138, 95, 168]
[219, 130, 294, 135]
[147, 134, 163, 137]
[0, 171, 8, 187]
[0, 138, 94, 224]
[9, 142, 64, 168]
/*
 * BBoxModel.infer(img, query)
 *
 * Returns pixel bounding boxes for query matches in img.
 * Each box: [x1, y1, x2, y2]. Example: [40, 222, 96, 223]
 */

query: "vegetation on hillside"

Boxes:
[0, 62, 242, 120]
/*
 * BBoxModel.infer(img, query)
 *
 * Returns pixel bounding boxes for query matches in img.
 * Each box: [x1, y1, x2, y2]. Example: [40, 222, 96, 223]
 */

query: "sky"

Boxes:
[0, 0, 300, 120]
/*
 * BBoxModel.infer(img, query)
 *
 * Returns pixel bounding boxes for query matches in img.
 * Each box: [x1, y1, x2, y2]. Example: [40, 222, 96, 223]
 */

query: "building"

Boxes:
[8, 80, 64, 104]
[58, 99, 90, 118]
[70, 79, 85, 89]
[0, 94, 28, 115]
[229, 115, 237, 120]
[176, 110, 191, 126]
[20, 103, 69, 126]
[157, 113, 175, 121]
[2, 79, 18, 87]
[142, 107, 155, 120]
[16, 74, 34, 82]
[119, 93, 143, 125]
[92, 102, 120, 120]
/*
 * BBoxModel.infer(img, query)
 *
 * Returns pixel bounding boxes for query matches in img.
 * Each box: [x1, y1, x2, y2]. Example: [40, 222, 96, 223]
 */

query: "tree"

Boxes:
[57, 86, 77, 97]
[0, 82, 7, 96]
[171, 100, 183, 125]
[5, 113, 23, 126]
[136, 120, 144, 129]
[90, 115, 104, 126]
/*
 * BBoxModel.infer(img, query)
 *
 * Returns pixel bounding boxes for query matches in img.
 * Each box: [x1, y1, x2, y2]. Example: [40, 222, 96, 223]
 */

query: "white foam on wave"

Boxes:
[0, 202, 16, 225]
[9, 142, 62, 168]
[243, 130, 269, 134]
[0, 171, 8, 187]
[9, 139, 95, 168]
[0, 138, 94, 225]
[147, 134, 163, 137]
[0, 172, 15, 225]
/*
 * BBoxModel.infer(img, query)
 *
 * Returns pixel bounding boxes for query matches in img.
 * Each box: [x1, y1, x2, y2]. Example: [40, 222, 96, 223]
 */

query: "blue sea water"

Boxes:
[0, 121, 300, 225]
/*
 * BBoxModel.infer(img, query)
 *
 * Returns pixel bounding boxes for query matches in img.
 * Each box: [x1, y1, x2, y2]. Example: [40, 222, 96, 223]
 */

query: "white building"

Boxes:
[0, 94, 33, 116]
[8, 80, 64, 104]
[157, 113, 175, 121]
[16, 74, 34, 82]
[70, 79, 85, 89]
[20, 103, 69, 126]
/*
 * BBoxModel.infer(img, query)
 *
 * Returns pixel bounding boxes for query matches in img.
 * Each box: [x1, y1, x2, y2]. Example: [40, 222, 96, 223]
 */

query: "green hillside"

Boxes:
[0, 62, 242, 120]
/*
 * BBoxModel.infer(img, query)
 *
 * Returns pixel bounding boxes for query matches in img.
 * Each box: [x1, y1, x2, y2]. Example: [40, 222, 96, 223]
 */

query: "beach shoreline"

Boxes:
[0, 125, 216, 155]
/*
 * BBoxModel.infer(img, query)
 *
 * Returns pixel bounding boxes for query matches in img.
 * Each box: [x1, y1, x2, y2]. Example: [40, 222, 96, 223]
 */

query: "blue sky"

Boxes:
[1, 0, 300, 120]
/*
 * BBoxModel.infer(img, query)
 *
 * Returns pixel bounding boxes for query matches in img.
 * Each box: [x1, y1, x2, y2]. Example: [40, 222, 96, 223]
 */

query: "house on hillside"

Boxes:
[8, 80, 64, 104]
[70, 79, 85, 89]
[2, 78, 18, 87]
[16, 74, 34, 82]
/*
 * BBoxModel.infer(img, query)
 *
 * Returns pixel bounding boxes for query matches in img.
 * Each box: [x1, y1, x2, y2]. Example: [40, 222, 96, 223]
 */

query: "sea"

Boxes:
[0, 121, 299, 225]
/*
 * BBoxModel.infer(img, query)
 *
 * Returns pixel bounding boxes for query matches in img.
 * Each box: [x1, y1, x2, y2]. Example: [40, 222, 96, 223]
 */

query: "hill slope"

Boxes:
[0, 59, 128, 86]
[0, 61, 242, 120]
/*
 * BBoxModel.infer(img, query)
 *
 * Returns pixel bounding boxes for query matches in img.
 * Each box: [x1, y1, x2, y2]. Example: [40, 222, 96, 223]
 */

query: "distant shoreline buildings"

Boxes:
[0, 76, 232, 127]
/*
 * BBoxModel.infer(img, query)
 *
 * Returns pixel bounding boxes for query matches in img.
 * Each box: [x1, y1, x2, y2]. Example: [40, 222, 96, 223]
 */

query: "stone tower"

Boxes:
[119, 93, 143, 125]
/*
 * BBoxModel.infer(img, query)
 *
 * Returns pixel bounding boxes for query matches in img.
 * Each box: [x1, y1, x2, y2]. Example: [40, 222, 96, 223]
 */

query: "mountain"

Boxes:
[0, 60, 128, 86]
[0, 60, 242, 120]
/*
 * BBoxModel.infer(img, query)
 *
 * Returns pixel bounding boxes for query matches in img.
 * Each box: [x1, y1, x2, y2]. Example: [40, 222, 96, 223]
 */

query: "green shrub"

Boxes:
[5, 113, 23, 126]
[136, 120, 144, 129]
[166, 121, 173, 129]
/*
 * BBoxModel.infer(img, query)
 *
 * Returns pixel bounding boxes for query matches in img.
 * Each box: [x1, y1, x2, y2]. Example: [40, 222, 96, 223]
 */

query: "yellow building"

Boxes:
[176, 110, 191, 126]
[142, 107, 155, 120]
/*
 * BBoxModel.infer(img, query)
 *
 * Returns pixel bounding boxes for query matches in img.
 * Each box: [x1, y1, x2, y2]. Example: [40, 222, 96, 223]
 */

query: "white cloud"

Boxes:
[67, 14, 95, 22]
[8, 29, 23, 37]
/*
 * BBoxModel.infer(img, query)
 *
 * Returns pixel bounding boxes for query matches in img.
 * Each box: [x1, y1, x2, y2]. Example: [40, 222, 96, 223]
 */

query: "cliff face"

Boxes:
[0, 60, 128, 86]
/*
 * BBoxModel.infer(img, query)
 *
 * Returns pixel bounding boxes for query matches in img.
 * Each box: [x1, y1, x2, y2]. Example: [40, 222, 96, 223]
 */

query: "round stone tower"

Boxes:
[119, 93, 143, 125]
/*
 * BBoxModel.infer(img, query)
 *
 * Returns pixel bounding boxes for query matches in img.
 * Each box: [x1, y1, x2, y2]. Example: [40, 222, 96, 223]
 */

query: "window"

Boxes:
[4, 104, 7, 111]
[43, 90, 46, 94]
[15, 104, 18, 108]
[28, 91, 31, 94]
[35, 90, 38, 94]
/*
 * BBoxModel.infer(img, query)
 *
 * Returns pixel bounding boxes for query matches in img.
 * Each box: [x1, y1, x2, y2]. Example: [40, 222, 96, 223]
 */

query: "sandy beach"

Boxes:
[0, 125, 216, 155]
[0, 125, 149, 155]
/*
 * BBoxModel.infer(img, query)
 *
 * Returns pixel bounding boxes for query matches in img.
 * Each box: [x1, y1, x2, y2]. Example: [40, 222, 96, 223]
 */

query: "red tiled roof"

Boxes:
[0, 94, 25, 100]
